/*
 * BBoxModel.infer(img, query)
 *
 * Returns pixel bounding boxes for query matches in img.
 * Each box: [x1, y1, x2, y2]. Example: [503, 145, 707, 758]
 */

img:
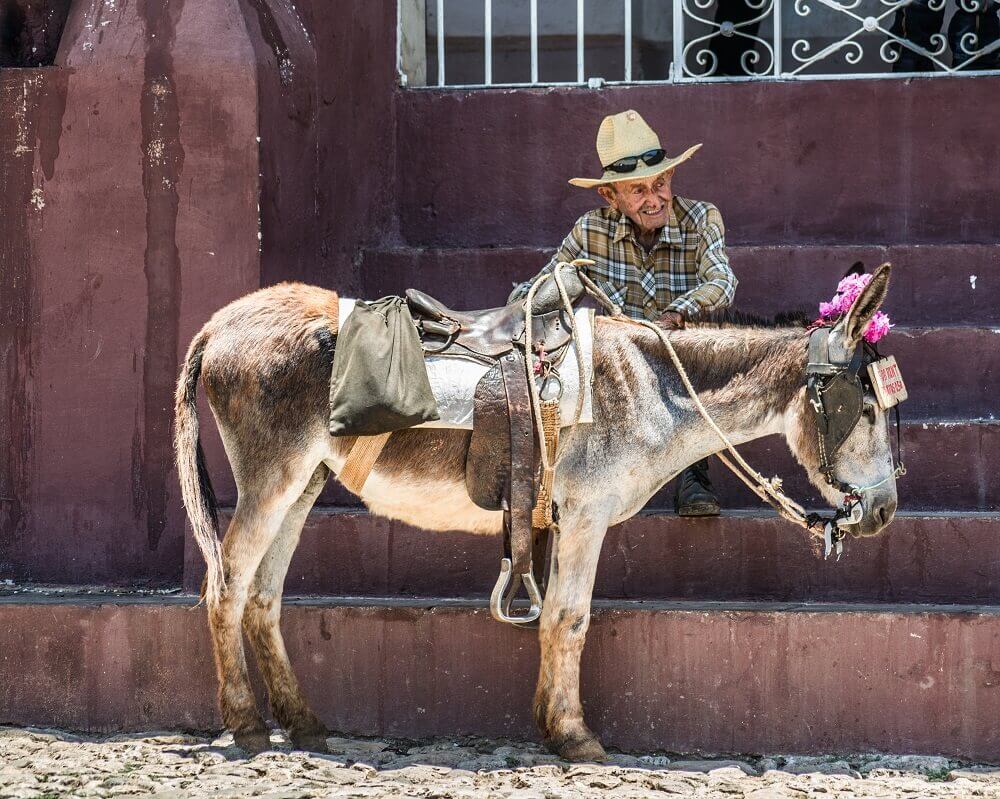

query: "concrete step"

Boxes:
[359, 244, 1000, 326]
[184, 510, 1000, 605]
[2, 592, 999, 760]
[273, 419, 993, 511]
[201, 418, 998, 515]
[681, 419, 996, 513]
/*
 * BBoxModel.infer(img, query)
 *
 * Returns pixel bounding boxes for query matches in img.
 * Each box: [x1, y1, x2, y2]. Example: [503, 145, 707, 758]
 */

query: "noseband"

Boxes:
[805, 327, 907, 554]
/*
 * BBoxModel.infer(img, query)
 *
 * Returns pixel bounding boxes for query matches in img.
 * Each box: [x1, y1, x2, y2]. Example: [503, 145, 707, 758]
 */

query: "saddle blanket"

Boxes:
[337, 298, 594, 429]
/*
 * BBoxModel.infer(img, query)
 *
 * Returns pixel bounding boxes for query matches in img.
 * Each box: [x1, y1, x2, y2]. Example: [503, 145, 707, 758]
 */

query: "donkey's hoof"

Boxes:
[289, 731, 330, 753]
[548, 734, 607, 762]
[233, 729, 271, 755]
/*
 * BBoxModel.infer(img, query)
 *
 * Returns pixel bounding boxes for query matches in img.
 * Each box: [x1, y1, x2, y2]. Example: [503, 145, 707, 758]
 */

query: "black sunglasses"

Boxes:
[603, 148, 667, 173]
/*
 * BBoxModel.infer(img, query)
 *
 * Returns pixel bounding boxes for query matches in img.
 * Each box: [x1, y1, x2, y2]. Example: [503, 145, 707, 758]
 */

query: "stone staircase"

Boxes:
[174, 86, 1000, 757]
[181, 77, 995, 757]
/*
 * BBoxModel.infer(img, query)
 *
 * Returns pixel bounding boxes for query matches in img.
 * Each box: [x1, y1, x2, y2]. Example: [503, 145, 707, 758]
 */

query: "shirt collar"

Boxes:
[611, 202, 682, 246]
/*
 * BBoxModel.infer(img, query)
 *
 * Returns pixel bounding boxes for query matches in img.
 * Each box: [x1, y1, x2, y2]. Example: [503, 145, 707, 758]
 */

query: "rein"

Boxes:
[537, 262, 905, 559]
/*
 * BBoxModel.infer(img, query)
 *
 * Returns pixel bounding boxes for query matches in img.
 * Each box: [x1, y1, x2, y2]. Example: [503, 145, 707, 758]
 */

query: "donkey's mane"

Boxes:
[617, 308, 812, 413]
[687, 308, 813, 330]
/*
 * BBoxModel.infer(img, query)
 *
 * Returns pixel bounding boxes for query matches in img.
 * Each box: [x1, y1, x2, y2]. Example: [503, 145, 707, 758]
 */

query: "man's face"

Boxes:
[599, 169, 674, 237]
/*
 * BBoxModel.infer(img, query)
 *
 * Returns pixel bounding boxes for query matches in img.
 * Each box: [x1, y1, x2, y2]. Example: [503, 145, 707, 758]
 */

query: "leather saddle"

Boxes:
[405, 268, 583, 362]
[404, 267, 586, 625]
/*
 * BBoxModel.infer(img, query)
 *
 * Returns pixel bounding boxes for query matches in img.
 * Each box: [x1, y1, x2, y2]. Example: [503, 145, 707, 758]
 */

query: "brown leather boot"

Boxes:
[675, 458, 721, 517]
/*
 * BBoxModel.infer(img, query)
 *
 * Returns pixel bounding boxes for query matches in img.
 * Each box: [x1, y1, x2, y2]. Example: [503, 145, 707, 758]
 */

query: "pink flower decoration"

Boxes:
[818, 272, 893, 343]
[836, 273, 871, 297]
[863, 311, 893, 344]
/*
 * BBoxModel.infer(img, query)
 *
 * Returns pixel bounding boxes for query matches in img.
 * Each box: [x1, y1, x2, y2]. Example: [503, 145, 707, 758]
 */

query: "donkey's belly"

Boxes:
[363, 469, 503, 535]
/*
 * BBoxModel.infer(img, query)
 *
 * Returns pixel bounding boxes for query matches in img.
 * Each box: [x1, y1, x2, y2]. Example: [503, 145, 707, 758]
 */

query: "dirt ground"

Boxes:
[2, 726, 999, 798]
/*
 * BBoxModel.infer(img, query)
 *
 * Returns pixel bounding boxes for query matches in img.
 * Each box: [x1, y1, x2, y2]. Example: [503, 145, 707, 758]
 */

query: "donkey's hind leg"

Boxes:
[243, 463, 331, 752]
[209, 464, 318, 754]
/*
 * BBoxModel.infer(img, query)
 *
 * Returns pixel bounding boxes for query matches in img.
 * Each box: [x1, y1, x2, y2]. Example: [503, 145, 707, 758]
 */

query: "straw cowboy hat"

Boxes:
[569, 110, 702, 189]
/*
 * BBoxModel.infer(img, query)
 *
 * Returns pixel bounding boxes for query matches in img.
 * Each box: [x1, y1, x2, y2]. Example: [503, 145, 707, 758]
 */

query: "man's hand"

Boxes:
[656, 310, 685, 330]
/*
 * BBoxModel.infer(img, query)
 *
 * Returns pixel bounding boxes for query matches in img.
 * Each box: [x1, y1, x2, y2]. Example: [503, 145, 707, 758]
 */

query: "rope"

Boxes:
[523, 261, 591, 473]
[539, 264, 814, 529]
[531, 399, 560, 528]
[632, 318, 818, 533]
[522, 261, 593, 530]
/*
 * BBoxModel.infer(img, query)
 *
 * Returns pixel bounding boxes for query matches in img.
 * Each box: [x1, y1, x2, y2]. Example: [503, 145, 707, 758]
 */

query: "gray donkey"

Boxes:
[174, 265, 898, 761]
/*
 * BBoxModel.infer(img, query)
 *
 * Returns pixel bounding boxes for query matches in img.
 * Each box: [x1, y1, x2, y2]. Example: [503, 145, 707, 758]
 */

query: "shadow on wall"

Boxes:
[0, 0, 71, 67]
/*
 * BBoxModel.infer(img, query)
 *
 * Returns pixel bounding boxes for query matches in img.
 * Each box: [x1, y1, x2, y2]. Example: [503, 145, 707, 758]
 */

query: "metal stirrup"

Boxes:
[490, 558, 543, 624]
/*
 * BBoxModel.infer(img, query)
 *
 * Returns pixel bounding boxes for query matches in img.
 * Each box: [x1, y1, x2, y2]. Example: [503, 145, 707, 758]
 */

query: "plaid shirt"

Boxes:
[519, 196, 737, 322]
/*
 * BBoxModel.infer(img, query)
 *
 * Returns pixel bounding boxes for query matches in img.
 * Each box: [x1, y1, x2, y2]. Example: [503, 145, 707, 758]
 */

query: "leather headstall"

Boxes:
[806, 326, 867, 496]
[804, 326, 906, 556]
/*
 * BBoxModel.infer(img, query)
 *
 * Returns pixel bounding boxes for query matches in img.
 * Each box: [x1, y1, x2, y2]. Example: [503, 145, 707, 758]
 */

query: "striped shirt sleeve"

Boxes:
[667, 204, 738, 318]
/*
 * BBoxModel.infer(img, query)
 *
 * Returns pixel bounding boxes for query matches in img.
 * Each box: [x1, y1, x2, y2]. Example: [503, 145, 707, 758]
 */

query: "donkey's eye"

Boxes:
[863, 403, 878, 424]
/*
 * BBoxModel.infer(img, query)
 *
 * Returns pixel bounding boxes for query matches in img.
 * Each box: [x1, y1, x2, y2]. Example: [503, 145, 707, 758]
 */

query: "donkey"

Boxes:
[174, 264, 898, 761]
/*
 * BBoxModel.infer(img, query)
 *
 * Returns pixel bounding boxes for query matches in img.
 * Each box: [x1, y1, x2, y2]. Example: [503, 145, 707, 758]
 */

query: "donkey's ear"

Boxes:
[838, 262, 891, 347]
[844, 261, 865, 278]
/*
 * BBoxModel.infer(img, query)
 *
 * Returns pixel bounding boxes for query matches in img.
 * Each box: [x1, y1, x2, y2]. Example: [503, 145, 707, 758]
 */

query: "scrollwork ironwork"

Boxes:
[958, 31, 981, 54]
[879, 38, 902, 61]
[679, 0, 777, 77]
[675, 0, 998, 80]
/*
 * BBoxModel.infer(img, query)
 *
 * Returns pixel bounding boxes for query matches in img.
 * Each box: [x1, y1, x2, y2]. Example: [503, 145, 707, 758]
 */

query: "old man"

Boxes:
[511, 109, 737, 516]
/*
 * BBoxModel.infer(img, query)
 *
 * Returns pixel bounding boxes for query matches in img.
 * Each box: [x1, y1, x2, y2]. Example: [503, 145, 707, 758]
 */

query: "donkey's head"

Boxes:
[789, 263, 900, 537]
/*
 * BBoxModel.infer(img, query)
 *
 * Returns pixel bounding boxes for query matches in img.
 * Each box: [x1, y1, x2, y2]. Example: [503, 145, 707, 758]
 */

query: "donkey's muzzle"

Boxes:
[852, 497, 898, 537]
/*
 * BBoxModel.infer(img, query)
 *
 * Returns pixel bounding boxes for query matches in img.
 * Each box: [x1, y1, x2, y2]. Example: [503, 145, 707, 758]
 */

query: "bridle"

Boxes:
[804, 326, 907, 554]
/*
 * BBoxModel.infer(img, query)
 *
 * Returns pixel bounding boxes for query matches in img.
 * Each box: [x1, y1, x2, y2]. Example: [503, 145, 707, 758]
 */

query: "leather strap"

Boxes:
[500, 350, 535, 599]
[466, 364, 509, 510]
[532, 524, 550, 593]
[339, 432, 392, 495]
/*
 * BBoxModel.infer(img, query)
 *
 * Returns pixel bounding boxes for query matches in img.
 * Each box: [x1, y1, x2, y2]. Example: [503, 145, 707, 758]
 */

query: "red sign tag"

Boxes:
[867, 355, 908, 410]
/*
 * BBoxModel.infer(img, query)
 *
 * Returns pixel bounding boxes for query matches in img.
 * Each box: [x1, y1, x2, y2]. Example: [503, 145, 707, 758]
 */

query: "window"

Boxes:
[398, 0, 1000, 87]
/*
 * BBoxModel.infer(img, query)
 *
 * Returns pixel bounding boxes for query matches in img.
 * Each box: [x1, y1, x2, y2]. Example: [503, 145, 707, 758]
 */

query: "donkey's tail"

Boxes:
[173, 329, 225, 607]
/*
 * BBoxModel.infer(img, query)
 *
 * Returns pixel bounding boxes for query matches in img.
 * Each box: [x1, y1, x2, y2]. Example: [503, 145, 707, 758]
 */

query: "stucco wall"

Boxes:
[0, 0, 398, 583]
[1, 0, 998, 586]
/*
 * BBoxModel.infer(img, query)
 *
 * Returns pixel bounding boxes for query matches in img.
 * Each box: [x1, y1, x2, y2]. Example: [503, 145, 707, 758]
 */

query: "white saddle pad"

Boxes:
[337, 298, 594, 429]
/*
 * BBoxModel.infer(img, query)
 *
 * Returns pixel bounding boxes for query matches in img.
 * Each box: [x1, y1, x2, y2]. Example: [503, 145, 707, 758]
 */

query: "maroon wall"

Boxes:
[0, 0, 264, 584]
[2, 2, 999, 588]
[300, 1, 402, 292]
[0, 0, 400, 585]
[394, 78, 1000, 248]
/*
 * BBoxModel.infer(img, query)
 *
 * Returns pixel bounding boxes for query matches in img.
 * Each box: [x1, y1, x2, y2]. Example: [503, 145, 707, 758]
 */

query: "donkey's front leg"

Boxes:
[534, 505, 610, 761]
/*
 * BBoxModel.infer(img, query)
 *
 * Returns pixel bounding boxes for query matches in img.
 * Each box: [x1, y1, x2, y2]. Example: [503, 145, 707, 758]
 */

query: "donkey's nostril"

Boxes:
[876, 500, 897, 526]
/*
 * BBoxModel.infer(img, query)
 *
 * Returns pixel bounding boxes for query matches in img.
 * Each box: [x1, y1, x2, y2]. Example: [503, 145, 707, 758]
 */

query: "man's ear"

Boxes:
[597, 185, 618, 210]
[836, 262, 892, 347]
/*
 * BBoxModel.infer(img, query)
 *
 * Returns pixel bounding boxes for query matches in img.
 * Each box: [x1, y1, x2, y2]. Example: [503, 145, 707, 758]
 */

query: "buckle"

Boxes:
[806, 362, 840, 376]
[490, 558, 543, 625]
[823, 522, 844, 561]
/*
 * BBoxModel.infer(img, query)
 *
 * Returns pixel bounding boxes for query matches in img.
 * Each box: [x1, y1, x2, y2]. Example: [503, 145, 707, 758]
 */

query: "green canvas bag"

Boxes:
[329, 295, 440, 436]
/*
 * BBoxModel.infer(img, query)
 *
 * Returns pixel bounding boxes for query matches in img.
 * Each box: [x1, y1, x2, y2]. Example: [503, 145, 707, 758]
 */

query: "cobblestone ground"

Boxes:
[2, 727, 1000, 799]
